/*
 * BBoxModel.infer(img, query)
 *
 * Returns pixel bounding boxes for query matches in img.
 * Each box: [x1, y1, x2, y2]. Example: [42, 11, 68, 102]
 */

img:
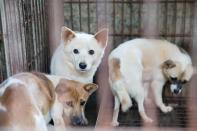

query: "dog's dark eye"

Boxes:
[170, 77, 177, 81]
[80, 100, 86, 106]
[66, 101, 73, 107]
[73, 49, 79, 54]
[181, 80, 188, 84]
[88, 50, 94, 55]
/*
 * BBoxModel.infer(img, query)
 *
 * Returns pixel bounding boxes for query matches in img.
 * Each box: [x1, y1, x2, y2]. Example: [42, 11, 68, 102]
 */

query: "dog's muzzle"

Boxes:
[71, 116, 88, 126]
[170, 83, 182, 94]
[79, 62, 87, 70]
[169, 78, 185, 94]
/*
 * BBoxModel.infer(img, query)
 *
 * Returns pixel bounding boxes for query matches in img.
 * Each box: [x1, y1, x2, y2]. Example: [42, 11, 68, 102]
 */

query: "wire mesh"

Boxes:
[63, 0, 196, 128]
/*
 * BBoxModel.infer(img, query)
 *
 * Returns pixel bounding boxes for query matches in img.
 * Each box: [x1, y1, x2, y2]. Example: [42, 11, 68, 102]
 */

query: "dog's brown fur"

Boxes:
[0, 73, 56, 130]
[0, 84, 37, 128]
[109, 58, 121, 83]
[55, 79, 98, 125]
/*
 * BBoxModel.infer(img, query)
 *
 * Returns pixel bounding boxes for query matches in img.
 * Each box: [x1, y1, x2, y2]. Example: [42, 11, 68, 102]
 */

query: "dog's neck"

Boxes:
[45, 75, 65, 88]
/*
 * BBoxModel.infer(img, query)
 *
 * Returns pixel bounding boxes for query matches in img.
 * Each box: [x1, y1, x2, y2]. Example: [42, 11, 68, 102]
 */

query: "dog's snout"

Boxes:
[72, 116, 82, 125]
[173, 89, 179, 94]
[79, 62, 87, 70]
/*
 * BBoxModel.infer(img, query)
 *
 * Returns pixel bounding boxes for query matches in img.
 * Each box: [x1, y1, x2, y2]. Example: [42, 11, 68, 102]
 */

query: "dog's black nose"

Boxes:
[173, 89, 179, 94]
[72, 116, 82, 125]
[79, 62, 87, 70]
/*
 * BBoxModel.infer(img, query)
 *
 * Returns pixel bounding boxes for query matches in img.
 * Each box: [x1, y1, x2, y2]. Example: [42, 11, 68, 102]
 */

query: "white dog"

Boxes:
[50, 27, 108, 83]
[108, 38, 194, 126]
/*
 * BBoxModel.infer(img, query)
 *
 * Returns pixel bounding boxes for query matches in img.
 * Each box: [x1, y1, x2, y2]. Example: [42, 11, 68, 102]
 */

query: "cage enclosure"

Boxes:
[0, 0, 197, 130]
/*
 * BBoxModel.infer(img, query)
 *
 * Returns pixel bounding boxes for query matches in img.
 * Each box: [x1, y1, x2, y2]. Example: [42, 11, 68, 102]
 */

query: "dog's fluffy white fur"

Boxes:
[50, 27, 108, 83]
[108, 38, 194, 126]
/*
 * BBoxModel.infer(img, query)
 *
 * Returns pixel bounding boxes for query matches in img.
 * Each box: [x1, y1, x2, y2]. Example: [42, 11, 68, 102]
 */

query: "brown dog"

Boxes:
[0, 72, 98, 131]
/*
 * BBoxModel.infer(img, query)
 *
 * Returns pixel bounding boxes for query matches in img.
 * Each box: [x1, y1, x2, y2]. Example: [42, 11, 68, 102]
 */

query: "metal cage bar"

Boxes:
[0, 0, 49, 78]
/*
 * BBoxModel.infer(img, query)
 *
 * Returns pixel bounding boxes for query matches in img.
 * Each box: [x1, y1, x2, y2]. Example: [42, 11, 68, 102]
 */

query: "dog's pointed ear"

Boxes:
[94, 28, 108, 48]
[161, 59, 176, 69]
[83, 83, 98, 94]
[61, 26, 76, 43]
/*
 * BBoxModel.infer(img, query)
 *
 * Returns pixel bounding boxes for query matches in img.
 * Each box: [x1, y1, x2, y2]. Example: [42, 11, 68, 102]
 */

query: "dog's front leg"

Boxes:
[53, 117, 66, 131]
[51, 102, 66, 131]
[151, 81, 173, 113]
[82, 108, 88, 125]
[135, 94, 153, 123]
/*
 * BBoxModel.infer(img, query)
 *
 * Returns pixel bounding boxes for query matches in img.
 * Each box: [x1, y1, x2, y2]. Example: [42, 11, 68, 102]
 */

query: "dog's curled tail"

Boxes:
[109, 58, 132, 112]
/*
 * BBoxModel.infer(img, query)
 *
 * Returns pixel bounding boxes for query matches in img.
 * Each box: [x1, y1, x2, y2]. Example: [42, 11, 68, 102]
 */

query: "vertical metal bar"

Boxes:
[70, 0, 73, 29]
[21, 0, 28, 70]
[18, 0, 27, 71]
[87, 0, 90, 33]
[182, 0, 186, 43]
[95, 0, 113, 128]
[164, 0, 168, 39]
[26, 0, 33, 70]
[121, 0, 124, 42]
[41, 0, 45, 71]
[0, 0, 11, 76]
[31, 0, 37, 70]
[139, 0, 142, 35]
[14, 0, 24, 72]
[96, 0, 98, 30]
[79, 0, 82, 31]
[189, 0, 195, 45]
[36, 0, 42, 70]
[172, 0, 177, 43]
[130, 0, 133, 37]
[44, 0, 49, 72]
[104, 0, 107, 26]
[37, 0, 42, 71]
[141, 0, 159, 129]
[39, 0, 44, 71]
[188, 2, 197, 130]
[112, 0, 115, 45]
[47, 0, 64, 56]
[8, 0, 20, 74]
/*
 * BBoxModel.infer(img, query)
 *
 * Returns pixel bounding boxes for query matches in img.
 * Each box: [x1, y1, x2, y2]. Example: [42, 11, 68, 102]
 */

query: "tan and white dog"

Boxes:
[50, 27, 108, 83]
[108, 38, 194, 126]
[0, 72, 98, 131]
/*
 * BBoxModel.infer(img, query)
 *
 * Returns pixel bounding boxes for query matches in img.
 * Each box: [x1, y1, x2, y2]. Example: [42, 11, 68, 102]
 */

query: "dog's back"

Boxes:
[0, 73, 55, 131]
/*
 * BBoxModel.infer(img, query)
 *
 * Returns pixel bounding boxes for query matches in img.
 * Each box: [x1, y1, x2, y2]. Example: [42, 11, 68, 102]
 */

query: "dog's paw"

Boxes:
[143, 117, 153, 123]
[111, 121, 119, 127]
[161, 105, 173, 113]
[121, 99, 132, 112]
[82, 118, 88, 125]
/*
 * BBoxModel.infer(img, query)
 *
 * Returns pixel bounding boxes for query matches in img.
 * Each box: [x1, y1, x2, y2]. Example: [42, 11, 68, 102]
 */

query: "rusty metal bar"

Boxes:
[141, 0, 159, 129]
[47, 0, 64, 56]
[95, 0, 113, 128]
[188, 1, 197, 130]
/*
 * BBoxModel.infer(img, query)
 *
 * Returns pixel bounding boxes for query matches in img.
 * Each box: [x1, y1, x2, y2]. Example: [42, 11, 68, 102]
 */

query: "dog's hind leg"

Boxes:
[111, 95, 120, 126]
[110, 81, 132, 126]
[135, 89, 153, 123]
[112, 81, 132, 112]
